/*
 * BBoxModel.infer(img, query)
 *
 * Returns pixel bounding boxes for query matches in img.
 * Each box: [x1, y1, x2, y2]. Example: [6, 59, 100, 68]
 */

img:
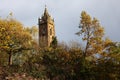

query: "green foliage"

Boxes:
[50, 36, 58, 48]
[0, 43, 120, 80]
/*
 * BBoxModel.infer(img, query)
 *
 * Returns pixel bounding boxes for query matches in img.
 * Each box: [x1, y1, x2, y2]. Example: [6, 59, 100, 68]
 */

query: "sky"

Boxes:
[0, 0, 120, 44]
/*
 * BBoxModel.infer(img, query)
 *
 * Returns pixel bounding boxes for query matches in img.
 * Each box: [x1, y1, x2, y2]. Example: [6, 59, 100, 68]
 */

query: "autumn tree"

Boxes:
[76, 11, 105, 58]
[0, 17, 32, 66]
[75, 11, 120, 80]
[41, 47, 83, 79]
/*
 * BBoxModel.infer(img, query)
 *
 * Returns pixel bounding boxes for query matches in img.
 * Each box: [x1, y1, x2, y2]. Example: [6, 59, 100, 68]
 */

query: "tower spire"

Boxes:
[44, 5, 49, 16]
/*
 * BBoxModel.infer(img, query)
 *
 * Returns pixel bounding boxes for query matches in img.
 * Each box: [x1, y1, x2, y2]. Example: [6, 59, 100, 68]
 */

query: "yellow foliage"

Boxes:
[77, 11, 108, 56]
[0, 17, 32, 53]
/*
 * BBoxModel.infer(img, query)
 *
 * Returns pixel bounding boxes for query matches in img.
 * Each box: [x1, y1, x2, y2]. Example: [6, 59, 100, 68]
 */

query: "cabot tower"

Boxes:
[38, 7, 55, 47]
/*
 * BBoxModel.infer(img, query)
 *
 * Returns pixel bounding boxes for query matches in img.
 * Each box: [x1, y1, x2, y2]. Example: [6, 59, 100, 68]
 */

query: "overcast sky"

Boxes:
[0, 0, 120, 43]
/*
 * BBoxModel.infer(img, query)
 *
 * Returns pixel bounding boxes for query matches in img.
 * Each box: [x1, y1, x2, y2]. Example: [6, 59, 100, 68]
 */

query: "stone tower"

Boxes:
[38, 7, 55, 47]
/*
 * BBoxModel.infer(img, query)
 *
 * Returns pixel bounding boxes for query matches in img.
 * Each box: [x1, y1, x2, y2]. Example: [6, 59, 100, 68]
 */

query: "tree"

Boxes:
[0, 17, 32, 66]
[25, 26, 38, 41]
[76, 11, 104, 58]
[50, 36, 58, 48]
[41, 47, 83, 80]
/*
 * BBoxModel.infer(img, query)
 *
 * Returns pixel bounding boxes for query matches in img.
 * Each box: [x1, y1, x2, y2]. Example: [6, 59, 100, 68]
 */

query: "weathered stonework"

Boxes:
[38, 7, 55, 47]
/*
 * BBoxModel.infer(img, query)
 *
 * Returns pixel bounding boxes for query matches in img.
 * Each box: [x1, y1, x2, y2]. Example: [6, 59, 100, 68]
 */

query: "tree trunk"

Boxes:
[84, 27, 90, 59]
[8, 52, 12, 66]
[84, 40, 89, 58]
